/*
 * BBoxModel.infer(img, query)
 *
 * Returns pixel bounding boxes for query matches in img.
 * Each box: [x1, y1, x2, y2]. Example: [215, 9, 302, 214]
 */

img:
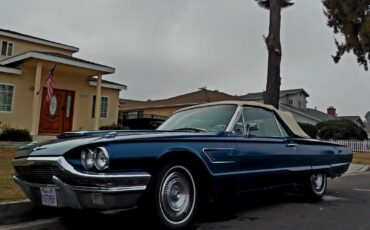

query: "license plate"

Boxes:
[40, 187, 57, 207]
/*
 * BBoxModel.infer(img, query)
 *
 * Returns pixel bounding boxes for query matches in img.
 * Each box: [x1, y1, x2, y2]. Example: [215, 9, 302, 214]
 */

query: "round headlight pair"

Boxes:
[81, 149, 94, 170]
[81, 147, 109, 171]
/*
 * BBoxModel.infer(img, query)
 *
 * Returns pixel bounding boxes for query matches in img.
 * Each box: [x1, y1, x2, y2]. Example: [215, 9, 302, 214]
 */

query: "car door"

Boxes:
[233, 106, 300, 191]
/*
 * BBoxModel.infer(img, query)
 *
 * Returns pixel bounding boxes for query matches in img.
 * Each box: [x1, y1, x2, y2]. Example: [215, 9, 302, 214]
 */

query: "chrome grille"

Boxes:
[14, 165, 102, 186]
[14, 165, 64, 184]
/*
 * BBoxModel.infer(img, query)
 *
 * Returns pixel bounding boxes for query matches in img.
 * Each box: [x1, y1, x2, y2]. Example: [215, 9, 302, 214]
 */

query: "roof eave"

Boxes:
[0, 52, 115, 74]
[0, 66, 21, 75]
[89, 81, 127, 90]
[0, 30, 79, 53]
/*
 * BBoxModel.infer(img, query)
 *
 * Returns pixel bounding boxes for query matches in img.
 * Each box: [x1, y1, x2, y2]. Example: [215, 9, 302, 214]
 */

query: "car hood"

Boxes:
[14, 130, 221, 158]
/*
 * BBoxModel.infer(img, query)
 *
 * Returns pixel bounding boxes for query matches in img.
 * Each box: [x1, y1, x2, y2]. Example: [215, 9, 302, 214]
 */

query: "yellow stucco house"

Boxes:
[0, 29, 126, 136]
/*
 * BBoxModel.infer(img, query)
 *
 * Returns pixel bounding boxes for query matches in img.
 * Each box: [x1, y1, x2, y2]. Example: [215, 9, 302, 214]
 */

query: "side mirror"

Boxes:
[246, 122, 259, 136]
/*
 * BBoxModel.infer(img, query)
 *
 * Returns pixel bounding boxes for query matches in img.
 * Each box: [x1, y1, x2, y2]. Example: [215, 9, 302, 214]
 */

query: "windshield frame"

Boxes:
[157, 104, 241, 132]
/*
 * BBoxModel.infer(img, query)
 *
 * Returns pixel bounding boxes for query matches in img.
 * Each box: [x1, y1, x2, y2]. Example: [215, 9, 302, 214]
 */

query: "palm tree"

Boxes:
[255, 0, 294, 108]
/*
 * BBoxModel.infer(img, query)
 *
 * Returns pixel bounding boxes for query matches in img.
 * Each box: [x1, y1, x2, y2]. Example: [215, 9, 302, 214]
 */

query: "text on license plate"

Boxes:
[40, 187, 57, 207]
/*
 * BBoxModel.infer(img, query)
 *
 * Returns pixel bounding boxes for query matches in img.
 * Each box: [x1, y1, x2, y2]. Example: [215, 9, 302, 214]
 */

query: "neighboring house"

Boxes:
[240, 88, 309, 109]
[240, 88, 333, 125]
[241, 88, 367, 128]
[119, 88, 241, 129]
[0, 29, 126, 135]
[279, 104, 334, 125]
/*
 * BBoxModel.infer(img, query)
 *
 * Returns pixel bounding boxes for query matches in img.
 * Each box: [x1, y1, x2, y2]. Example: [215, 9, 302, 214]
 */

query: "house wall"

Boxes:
[0, 67, 34, 130]
[281, 94, 307, 109]
[0, 62, 119, 133]
[0, 35, 73, 61]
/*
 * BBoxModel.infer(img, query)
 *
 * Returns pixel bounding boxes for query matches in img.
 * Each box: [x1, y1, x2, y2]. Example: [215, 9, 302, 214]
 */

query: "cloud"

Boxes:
[0, 0, 369, 116]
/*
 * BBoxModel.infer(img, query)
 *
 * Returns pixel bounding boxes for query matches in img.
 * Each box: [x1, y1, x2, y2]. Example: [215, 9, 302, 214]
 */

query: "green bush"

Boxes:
[317, 119, 368, 140]
[0, 127, 32, 142]
[299, 123, 318, 138]
[99, 123, 129, 130]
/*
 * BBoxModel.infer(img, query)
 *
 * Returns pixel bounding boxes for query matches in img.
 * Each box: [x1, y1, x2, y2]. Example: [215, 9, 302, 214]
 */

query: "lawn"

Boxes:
[0, 150, 26, 202]
[352, 152, 370, 165]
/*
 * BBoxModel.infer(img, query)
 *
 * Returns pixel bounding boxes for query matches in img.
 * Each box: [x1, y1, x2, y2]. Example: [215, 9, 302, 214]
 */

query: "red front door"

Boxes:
[39, 88, 75, 134]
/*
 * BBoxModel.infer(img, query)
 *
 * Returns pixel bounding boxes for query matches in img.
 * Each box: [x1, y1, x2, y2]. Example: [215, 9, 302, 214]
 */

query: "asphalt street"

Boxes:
[2, 172, 370, 230]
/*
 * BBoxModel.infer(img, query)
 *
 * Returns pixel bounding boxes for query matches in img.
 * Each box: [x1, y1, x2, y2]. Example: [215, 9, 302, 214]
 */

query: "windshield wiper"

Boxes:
[173, 127, 207, 132]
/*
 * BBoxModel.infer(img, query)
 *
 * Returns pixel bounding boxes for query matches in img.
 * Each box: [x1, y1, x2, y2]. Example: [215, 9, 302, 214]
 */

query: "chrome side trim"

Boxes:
[273, 115, 284, 137]
[213, 166, 313, 176]
[330, 162, 350, 168]
[202, 148, 236, 164]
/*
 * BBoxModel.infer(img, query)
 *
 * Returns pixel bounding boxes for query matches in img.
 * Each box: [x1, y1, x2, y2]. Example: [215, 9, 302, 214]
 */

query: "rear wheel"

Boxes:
[303, 172, 327, 201]
[148, 163, 198, 229]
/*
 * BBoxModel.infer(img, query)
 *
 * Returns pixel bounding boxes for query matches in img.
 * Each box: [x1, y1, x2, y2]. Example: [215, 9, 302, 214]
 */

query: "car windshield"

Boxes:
[157, 104, 237, 132]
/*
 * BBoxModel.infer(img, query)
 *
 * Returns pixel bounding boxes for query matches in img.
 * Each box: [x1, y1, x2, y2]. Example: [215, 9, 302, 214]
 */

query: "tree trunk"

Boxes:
[264, 0, 282, 109]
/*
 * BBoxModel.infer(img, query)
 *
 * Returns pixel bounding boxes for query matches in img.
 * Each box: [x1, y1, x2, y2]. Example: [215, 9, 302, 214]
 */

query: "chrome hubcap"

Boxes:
[159, 166, 195, 224]
[311, 173, 324, 191]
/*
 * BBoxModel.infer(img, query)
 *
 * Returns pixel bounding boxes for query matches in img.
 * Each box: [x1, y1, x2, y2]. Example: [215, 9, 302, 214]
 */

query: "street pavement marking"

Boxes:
[354, 188, 370, 192]
[0, 217, 60, 230]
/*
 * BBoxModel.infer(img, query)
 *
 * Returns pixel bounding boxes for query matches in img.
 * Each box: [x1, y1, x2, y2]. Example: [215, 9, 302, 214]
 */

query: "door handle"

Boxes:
[286, 143, 297, 148]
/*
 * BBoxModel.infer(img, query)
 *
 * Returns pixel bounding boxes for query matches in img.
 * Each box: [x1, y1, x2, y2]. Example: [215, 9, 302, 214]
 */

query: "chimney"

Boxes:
[327, 106, 336, 117]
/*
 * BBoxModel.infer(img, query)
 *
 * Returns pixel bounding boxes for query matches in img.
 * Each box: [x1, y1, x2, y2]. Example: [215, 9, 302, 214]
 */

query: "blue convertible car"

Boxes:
[12, 101, 352, 229]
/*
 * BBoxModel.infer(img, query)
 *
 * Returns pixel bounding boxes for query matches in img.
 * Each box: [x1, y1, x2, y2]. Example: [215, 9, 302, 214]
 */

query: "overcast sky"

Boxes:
[1, 0, 369, 117]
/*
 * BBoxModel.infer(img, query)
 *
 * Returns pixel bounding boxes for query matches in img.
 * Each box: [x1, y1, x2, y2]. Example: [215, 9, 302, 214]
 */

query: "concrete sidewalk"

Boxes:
[345, 163, 369, 175]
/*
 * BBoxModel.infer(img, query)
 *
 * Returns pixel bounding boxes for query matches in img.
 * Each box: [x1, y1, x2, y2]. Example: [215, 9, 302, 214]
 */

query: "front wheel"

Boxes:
[148, 163, 198, 229]
[303, 172, 327, 201]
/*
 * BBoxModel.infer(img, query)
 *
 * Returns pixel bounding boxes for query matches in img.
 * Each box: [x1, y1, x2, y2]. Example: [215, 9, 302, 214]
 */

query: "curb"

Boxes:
[0, 200, 63, 226]
[0, 200, 35, 225]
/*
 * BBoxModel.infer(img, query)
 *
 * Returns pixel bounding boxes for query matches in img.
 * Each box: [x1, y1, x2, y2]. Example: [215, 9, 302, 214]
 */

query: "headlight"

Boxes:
[81, 148, 94, 170]
[93, 147, 109, 170]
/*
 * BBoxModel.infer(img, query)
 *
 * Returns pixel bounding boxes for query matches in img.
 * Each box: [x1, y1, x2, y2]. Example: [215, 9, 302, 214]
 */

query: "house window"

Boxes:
[298, 101, 302, 108]
[92, 95, 109, 118]
[288, 99, 293, 105]
[0, 84, 14, 112]
[1, 41, 13, 56]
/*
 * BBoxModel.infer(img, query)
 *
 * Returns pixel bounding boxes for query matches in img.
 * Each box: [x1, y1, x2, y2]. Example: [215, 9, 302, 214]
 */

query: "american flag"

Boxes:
[46, 65, 56, 104]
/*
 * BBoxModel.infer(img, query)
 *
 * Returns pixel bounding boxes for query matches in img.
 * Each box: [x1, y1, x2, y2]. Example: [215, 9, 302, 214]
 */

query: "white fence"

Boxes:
[330, 140, 370, 153]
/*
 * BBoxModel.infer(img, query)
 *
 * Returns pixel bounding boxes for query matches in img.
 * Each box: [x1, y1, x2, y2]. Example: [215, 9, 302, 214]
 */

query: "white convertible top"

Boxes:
[176, 101, 310, 139]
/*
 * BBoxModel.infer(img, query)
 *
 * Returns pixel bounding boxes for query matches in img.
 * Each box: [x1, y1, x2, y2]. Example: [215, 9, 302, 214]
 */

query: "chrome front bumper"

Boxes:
[12, 157, 151, 210]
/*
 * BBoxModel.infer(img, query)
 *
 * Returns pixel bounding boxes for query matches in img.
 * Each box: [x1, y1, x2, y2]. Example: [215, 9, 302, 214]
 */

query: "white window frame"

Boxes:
[0, 83, 15, 113]
[91, 95, 109, 119]
[100, 96, 109, 119]
[1, 41, 13, 57]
